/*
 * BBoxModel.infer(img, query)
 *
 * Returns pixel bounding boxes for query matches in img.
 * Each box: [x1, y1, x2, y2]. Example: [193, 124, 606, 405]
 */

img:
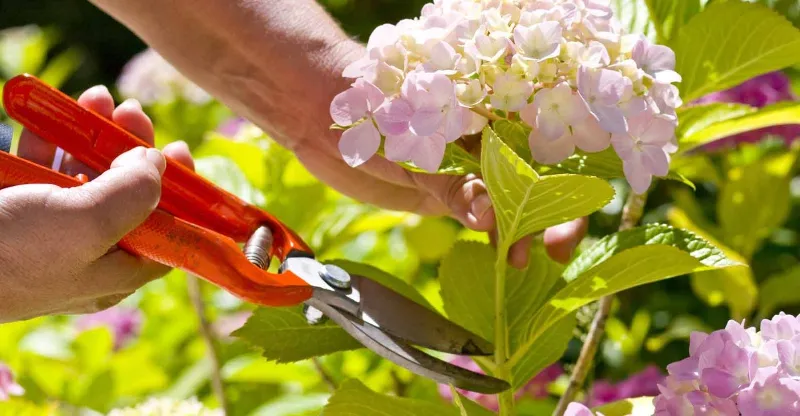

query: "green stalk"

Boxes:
[495, 242, 514, 416]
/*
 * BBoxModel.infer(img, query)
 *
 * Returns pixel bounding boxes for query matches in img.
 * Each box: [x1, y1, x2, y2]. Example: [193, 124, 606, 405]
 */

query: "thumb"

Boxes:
[55, 147, 166, 255]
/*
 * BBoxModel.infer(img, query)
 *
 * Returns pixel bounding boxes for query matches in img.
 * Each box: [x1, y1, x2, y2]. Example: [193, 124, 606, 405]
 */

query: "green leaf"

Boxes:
[403, 217, 460, 262]
[645, 315, 713, 352]
[668, 207, 757, 320]
[510, 313, 576, 388]
[758, 264, 800, 320]
[321, 379, 470, 416]
[593, 396, 656, 416]
[194, 156, 266, 206]
[234, 260, 434, 362]
[0, 398, 58, 416]
[717, 148, 798, 258]
[679, 102, 800, 153]
[492, 119, 532, 161]
[648, 0, 705, 43]
[673, 1, 800, 103]
[439, 240, 568, 388]
[233, 306, 361, 363]
[675, 103, 756, 143]
[481, 126, 615, 245]
[611, 0, 656, 41]
[452, 388, 496, 416]
[193, 133, 269, 190]
[396, 143, 481, 175]
[509, 223, 742, 372]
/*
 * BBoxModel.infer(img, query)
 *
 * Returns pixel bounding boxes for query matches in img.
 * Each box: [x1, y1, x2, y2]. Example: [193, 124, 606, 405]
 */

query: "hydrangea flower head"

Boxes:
[108, 397, 223, 416]
[653, 312, 800, 415]
[330, 0, 683, 194]
[117, 48, 211, 105]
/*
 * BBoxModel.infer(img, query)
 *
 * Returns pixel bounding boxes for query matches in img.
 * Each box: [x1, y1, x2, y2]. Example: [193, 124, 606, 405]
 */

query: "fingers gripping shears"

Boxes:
[0, 74, 510, 394]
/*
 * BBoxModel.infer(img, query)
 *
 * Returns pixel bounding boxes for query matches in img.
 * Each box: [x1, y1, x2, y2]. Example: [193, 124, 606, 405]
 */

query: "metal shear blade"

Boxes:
[283, 257, 511, 394]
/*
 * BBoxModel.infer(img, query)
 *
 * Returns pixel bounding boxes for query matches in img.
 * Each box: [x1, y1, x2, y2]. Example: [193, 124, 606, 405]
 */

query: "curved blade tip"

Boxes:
[0, 123, 12, 153]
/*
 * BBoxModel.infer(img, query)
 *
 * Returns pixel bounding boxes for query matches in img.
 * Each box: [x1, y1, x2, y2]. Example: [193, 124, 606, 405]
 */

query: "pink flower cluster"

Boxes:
[437, 356, 563, 410]
[651, 312, 800, 415]
[588, 364, 664, 407]
[329, 0, 683, 194]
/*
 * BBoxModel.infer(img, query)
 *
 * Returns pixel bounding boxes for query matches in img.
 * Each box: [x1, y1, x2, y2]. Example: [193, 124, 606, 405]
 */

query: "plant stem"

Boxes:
[495, 243, 514, 416]
[312, 357, 338, 392]
[187, 275, 230, 415]
[552, 191, 648, 416]
[471, 105, 503, 122]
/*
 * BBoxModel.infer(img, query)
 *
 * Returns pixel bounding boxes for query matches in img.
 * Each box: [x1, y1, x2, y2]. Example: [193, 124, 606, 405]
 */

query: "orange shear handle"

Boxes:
[0, 151, 313, 306]
[2, 74, 311, 262]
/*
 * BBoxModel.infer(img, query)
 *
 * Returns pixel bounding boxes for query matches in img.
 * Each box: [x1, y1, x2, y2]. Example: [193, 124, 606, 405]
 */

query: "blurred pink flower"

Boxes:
[693, 71, 800, 151]
[437, 357, 563, 410]
[0, 362, 24, 401]
[75, 306, 142, 350]
[117, 48, 211, 106]
[588, 365, 665, 407]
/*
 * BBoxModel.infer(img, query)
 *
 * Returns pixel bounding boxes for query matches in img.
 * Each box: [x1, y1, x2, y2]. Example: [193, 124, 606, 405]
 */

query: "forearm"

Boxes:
[87, 0, 363, 150]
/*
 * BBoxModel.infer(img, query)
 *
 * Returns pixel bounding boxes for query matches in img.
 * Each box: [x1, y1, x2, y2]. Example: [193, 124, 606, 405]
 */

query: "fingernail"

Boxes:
[121, 98, 143, 110]
[470, 194, 492, 220]
[87, 85, 110, 98]
[146, 148, 166, 175]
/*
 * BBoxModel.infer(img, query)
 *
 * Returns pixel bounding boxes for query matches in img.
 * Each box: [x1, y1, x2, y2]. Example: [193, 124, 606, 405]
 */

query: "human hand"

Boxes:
[0, 86, 194, 323]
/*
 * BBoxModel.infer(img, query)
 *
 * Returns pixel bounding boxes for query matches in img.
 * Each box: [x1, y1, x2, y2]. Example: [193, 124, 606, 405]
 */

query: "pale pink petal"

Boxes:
[354, 79, 387, 111]
[623, 157, 653, 194]
[410, 134, 447, 172]
[530, 129, 575, 164]
[572, 116, 611, 152]
[374, 98, 413, 136]
[639, 115, 675, 145]
[591, 104, 627, 134]
[384, 132, 417, 162]
[342, 56, 375, 79]
[537, 111, 567, 141]
[410, 107, 445, 137]
[367, 23, 400, 52]
[442, 105, 468, 142]
[610, 132, 635, 160]
[338, 121, 381, 167]
[655, 70, 682, 84]
[564, 402, 594, 416]
[644, 44, 676, 73]
[594, 69, 627, 105]
[560, 92, 591, 125]
[464, 112, 489, 135]
[520, 102, 538, 127]
[330, 87, 368, 126]
[701, 368, 740, 398]
[641, 145, 670, 177]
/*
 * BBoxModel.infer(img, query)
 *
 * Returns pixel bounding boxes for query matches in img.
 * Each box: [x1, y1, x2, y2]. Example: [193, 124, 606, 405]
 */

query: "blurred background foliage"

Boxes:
[0, 0, 799, 415]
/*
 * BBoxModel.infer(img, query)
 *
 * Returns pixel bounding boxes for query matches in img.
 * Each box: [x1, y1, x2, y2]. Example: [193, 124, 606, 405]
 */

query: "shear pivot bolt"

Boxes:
[319, 264, 351, 290]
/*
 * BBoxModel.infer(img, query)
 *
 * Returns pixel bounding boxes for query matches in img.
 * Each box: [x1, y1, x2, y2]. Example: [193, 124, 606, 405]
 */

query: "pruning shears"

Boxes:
[0, 74, 510, 394]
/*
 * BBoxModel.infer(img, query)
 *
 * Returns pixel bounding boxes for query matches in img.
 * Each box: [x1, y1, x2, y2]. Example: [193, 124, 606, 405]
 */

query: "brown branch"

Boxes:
[553, 191, 648, 415]
[470, 105, 503, 122]
[187, 275, 229, 415]
[312, 357, 338, 392]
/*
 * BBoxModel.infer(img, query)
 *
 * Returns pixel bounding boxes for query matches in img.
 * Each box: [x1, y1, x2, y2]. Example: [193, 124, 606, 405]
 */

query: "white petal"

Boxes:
[591, 104, 628, 134]
[464, 112, 489, 135]
[338, 120, 381, 167]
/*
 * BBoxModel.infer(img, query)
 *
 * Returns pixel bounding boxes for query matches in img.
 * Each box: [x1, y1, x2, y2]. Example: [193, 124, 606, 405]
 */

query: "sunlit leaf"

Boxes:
[439, 240, 568, 388]
[509, 224, 742, 382]
[481, 126, 615, 246]
[718, 149, 798, 258]
[668, 207, 757, 320]
[194, 156, 266, 206]
[321, 379, 474, 416]
[758, 265, 800, 320]
[233, 306, 360, 363]
[645, 315, 713, 352]
[679, 102, 800, 153]
[676, 103, 756, 144]
[673, 1, 800, 102]
[194, 133, 269, 190]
